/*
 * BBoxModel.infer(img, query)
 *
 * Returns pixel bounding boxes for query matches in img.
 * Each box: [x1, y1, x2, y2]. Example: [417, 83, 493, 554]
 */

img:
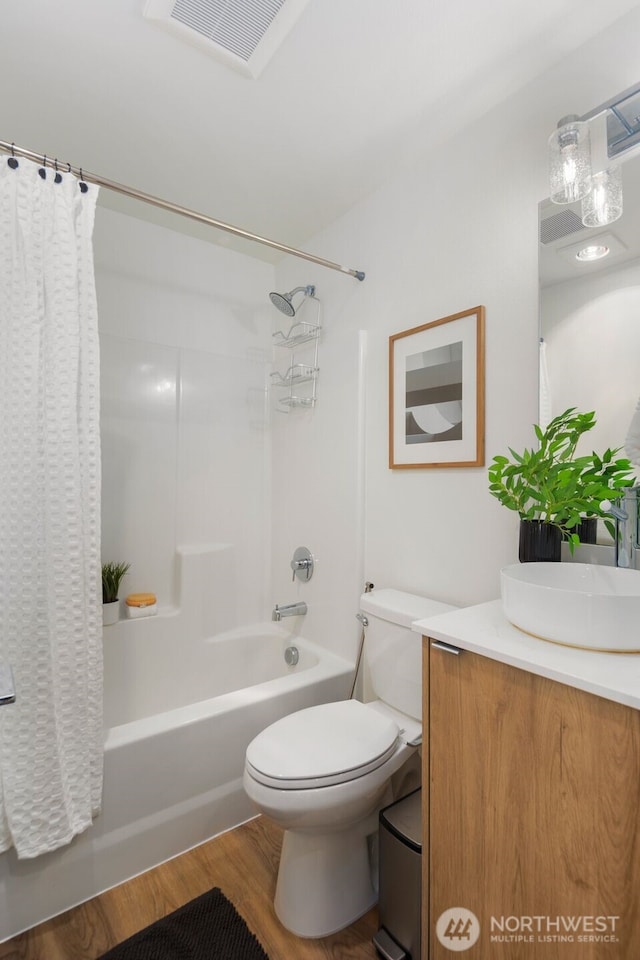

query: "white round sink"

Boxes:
[501, 562, 640, 652]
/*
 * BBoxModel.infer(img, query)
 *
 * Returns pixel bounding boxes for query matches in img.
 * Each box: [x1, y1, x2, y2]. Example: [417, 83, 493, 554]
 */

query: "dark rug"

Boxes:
[97, 888, 269, 960]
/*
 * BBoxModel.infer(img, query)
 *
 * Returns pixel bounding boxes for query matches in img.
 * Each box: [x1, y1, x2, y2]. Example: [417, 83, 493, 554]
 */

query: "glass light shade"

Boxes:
[548, 115, 592, 204]
[581, 166, 623, 227]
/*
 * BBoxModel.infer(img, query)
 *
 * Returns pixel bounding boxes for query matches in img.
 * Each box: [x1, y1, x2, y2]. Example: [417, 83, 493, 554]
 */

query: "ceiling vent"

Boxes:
[144, 0, 310, 78]
[539, 208, 585, 245]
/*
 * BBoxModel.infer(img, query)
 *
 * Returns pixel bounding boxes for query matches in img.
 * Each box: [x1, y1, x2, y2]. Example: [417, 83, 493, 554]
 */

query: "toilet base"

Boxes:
[274, 824, 378, 938]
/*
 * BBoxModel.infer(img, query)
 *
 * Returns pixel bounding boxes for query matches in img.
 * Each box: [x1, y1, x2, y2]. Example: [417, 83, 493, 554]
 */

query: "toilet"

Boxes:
[243, 588, 455, 938]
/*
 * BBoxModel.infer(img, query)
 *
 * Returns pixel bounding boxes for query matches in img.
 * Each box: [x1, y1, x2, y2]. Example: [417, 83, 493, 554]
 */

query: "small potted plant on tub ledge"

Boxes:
[488, 408, 635, 562]
[101, 561, 131, 625]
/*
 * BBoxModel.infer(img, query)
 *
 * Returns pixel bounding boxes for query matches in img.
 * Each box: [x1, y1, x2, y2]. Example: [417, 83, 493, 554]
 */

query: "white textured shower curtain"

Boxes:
[0, 155, 102, 858]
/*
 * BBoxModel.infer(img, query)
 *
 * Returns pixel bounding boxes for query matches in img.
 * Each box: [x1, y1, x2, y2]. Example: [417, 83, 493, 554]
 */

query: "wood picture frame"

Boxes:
[389, 305, 485, 468]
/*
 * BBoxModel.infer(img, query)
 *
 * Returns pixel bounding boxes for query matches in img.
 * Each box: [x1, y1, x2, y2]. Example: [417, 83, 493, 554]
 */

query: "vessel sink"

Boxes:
[501, 562, 640, 652]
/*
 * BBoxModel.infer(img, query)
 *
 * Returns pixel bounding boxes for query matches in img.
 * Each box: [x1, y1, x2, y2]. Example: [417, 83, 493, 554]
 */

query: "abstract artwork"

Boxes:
[389, 306, 485, 468]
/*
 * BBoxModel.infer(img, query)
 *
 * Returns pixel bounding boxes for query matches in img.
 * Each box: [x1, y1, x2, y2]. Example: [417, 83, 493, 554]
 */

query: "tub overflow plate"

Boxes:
[285, 646, 299, 666]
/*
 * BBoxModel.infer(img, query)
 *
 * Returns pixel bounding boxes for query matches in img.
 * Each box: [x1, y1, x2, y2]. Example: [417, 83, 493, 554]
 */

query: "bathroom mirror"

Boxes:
[538, 148, 640, 472]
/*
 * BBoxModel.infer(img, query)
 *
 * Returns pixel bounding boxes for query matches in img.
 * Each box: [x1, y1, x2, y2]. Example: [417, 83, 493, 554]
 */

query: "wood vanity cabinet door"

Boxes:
[426, 642, 640, 960]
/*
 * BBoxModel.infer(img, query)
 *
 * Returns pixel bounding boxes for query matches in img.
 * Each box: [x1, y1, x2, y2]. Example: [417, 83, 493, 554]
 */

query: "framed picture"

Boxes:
[389, 305, 485, 469]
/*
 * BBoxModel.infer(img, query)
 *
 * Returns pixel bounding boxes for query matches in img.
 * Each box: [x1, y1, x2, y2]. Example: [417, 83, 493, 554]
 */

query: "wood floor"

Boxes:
[0, 817, 379, 960]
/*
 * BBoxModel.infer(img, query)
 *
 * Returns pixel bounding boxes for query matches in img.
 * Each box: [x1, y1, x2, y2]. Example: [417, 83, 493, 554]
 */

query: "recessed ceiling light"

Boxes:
[575, 244, 610, 261]
[556, 230, 626, 265]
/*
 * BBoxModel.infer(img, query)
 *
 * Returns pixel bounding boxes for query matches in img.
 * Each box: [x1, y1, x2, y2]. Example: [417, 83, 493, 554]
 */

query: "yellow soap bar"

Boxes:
[125, 592, 157, 607]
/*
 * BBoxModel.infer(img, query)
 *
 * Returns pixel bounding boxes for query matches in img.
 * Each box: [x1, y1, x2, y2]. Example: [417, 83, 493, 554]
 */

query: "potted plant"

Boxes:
[488, 408, 635, 562]
[101, 561, 131, 625]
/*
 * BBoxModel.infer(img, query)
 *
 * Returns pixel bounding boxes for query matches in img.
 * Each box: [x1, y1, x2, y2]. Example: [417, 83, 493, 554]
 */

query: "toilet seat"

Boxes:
[245, 699, 400, 789]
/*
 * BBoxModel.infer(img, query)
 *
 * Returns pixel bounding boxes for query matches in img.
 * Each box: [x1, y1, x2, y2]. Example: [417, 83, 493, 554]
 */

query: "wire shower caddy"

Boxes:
[271, 297, 321, 410]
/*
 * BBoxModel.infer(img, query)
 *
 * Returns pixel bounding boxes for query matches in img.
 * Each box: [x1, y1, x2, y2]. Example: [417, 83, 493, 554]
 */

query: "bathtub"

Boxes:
[0, 618, 353, 942]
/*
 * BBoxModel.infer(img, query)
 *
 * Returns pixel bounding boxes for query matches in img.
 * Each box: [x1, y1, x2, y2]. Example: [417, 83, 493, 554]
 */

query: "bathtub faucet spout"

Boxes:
[272, 601, 308, 621]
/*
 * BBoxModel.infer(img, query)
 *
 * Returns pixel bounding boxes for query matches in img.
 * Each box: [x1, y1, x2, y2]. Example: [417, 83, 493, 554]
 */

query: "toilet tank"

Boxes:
[360, 589, 456, 720]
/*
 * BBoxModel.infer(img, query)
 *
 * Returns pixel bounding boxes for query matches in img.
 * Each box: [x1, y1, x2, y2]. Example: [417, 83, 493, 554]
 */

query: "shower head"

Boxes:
[269, 291, 296, 317]
[269, 285, 316, 318]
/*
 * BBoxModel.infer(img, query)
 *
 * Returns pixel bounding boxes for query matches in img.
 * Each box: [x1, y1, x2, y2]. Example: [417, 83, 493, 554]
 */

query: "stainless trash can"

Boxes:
[373, 787, 422, 960]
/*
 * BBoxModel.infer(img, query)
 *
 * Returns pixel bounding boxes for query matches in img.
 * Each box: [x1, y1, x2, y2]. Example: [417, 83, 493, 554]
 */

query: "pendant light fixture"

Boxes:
[548, 114, 593, 204]
[581, 165, 623, 227]
[547, 107, 625, 229]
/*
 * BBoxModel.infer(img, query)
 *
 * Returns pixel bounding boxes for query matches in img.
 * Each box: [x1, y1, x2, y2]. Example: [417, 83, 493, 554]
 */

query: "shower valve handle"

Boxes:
[291, 558, 312, 581]
[290, 546, 314, 583]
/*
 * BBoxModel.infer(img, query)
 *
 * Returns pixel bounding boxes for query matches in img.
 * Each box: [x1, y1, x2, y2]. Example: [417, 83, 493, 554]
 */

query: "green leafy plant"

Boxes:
[488, 408, 636, 547]
[101, 561, 131, 604]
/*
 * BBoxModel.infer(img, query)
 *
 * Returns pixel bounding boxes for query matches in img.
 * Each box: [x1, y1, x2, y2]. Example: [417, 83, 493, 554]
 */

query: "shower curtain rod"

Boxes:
[0, 139, 366, 282]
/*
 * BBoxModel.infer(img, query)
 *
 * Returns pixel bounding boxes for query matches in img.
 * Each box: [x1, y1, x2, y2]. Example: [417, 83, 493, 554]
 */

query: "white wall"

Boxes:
[541, 259, 640, 456]
[269, 299, 368, 661]
[271, 7, 640, 659]
[95, 208, 274, 626]
[93, 7, 640, 664]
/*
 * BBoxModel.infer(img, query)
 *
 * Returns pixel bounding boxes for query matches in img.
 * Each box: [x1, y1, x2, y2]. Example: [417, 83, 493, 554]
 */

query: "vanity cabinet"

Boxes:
[422, 638, 640, 959]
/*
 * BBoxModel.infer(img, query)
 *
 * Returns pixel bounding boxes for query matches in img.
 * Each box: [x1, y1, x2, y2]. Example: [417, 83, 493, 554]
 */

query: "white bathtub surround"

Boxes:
[0, 157, 102, 859]
[102, 544, 240, 725]
[95, 207, 273, 621]
[0, 543, 352, 942]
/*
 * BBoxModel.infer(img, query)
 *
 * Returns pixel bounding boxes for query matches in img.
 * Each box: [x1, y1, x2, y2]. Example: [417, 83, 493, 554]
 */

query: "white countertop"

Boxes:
[413, 599, 640, 711]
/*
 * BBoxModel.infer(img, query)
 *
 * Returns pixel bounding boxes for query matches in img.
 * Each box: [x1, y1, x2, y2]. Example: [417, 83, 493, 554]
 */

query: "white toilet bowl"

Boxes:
[243, 698, 421, 938]
[243, 588, 455, 939]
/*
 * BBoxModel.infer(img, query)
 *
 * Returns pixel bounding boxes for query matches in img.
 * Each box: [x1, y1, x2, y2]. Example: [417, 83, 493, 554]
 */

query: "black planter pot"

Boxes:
[561, 517, 598, 545]
[574, 517, 598, 544]
[518, 519, 561, 563]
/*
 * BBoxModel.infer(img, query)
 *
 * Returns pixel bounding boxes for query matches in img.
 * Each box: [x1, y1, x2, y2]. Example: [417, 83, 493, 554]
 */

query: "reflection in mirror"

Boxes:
[539, 148, 640, 542]
[539, 149, 640, 461]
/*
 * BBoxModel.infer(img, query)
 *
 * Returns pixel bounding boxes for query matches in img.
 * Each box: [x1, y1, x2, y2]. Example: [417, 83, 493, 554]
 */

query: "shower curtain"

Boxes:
[0, 155, 102, 858]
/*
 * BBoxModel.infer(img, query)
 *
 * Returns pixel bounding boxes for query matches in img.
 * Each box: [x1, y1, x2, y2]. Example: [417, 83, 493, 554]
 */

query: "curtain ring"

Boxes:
[8, 143, 18, 169]
[39, 154, 47, 180]
[78, 167, 88, 193]
[54, 158, 62, 184]
[10, 142, 15, 156]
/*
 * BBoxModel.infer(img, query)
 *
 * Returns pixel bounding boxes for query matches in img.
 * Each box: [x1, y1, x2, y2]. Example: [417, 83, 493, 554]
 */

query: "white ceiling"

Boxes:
[2, 0, 639, 262]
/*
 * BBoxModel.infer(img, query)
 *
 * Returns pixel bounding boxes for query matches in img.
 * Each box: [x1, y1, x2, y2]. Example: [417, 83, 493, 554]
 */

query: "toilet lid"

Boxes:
[245, 700, 400, 789]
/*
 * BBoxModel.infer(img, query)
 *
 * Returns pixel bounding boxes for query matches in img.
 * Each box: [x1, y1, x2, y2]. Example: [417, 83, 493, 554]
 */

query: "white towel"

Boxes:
[538, 339, 553, 431]
[625, 395, 640, 468]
